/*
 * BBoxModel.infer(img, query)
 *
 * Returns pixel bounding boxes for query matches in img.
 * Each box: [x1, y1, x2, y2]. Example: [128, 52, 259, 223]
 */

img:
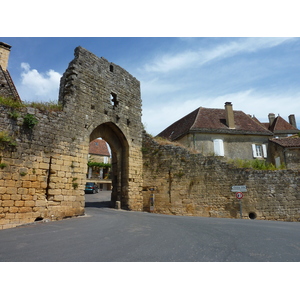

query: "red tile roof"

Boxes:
[89, 139, 110, 156]
[158, 107, 273, 140]
[270, 136, 300, 147]
[262, 116, 299, 134]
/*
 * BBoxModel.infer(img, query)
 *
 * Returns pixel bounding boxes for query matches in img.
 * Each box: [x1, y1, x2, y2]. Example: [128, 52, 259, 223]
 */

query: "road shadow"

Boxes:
[85, 201, 112, 208]
[84, 191, 112, 209]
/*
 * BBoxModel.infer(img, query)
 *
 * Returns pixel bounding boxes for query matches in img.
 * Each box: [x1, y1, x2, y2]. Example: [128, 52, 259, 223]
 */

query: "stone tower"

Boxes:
[0, 42, 11, 71]
[0, 41, 21, 101]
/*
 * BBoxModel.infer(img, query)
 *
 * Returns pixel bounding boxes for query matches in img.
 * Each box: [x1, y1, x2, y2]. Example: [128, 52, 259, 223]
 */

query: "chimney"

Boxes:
[289, 114, 297, 129]
[224, 102, 235, 129]
[268, 113, 275, 126]
[0, 42, 12, 71]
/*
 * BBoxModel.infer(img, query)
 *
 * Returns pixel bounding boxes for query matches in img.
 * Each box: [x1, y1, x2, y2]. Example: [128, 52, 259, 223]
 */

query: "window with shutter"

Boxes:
[213, 139, 224, 156]
[262, 144, 267, 158]
[252, 144, 265, 158]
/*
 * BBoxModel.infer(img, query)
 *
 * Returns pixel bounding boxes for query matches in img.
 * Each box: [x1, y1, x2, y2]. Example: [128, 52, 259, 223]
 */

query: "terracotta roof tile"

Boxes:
[89, 139, 110, 156]
[158, 107, 272, 140]
[270, 136, 300, 147]
[270, 116, 299, 133]
[260, 116, 299, 134]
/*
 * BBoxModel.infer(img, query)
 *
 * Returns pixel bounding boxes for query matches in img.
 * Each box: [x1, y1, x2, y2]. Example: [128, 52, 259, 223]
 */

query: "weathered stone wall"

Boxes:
[268, 141, 300, 170]
[0, 46, 143, 229]
[142, 133, 300, 221]
[0, 106, 84, 230]
[284, 148, 300, 170]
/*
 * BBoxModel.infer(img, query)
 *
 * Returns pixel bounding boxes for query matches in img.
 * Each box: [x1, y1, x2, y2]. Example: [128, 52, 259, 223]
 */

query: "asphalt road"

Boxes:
[0, 191, 300, 262]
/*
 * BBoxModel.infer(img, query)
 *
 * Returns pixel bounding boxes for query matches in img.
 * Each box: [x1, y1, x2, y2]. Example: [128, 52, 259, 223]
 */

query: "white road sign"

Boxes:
[231, 185, 247, 192]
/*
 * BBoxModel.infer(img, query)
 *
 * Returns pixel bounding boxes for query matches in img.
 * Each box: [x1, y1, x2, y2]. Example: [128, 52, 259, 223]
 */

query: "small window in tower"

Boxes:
[110, 92, 118, 108]
[110, 64, 114, 72]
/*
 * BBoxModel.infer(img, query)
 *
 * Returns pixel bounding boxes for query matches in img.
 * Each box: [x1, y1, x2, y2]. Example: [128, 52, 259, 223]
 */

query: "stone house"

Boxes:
[88, 138, 111, 165]
[158, 102, 274, 160]
[260, 113, 299, 138]
[87, 139, 112, 190]
[268, 135, 300, 170]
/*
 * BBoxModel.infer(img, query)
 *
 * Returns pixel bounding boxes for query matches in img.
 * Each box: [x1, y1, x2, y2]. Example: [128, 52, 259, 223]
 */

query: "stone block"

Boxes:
[48, 189, 62, 196]
[18, 188, 28, 195]
[21, 194, 33, 201]
[15, 201, 25, 207]
[39, 163, 49, 170]
[19, 207, 33, 213]
[35, 200, 47, 207]
[22, 181, 32, 188]
[9, 207, 19, 213]
[24, 201, 35, 207]
[1, 194, 11, 200]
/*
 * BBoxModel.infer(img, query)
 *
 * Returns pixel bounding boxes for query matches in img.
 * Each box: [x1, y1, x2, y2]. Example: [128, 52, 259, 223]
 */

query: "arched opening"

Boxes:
[85, 122, 129, 209]
[87, 138, 112, 189]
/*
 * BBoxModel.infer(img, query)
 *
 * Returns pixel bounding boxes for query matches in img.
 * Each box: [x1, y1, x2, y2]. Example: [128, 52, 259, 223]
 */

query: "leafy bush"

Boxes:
[87, 161, 111, 168]
[8, 110, 20, 120]
[23, 114, 38, 129]
[0, 163, 7, 169]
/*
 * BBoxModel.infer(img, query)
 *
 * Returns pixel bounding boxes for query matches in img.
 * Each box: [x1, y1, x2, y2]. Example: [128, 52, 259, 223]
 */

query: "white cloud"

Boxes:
[141, 37, 295, 74]
[140, 77, 183, 96]
[18, 63, 62, 101]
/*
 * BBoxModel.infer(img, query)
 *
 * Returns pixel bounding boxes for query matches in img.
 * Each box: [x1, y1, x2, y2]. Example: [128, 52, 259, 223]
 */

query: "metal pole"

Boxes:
[239, 199, 243, 219]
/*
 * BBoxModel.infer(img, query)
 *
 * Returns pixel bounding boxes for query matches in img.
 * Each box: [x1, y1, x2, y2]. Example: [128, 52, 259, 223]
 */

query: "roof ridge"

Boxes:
[190, 107, 202, 130]
[246, 113, 273, 134]
[272, 115, 299, 132]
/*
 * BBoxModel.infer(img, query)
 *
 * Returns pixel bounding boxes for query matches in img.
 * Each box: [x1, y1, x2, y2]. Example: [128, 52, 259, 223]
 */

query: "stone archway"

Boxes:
[89, 122, 129, 209]
[0, 45, 144, 229]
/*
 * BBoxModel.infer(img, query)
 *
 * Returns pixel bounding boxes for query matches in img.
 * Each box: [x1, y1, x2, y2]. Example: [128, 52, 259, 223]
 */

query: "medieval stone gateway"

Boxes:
[0, 46, 143, 229]
[0, 45, 299, 230]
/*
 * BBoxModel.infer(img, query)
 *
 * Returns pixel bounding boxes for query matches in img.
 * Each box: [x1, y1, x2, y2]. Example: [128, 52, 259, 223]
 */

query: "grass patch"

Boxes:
[154, 136, 199, 154]
[0, 96, 24, 109]
[0, 96, 62, 112]
[0, 131, 17, 149]
[24, 101, 62, 112]
[228, 158, 285, 170]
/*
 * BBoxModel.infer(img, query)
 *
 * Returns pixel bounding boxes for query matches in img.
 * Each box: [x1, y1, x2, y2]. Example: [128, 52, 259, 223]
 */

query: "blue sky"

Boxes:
[2, 37, 300, 135]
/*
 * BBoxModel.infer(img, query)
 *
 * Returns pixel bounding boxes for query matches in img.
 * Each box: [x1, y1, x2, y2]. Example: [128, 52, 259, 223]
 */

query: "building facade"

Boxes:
[158, 102, 273, 160]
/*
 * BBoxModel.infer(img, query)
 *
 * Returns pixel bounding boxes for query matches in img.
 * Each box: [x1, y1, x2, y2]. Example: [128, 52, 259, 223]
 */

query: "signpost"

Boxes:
[231, 186, 246, 219]
[235, 191, 243, 218]
[231, 185, 247, 192]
